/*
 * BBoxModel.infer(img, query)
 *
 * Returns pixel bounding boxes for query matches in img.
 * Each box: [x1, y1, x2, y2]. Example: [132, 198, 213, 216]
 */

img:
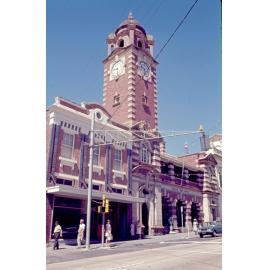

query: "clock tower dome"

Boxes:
[102, 12, 158, 130]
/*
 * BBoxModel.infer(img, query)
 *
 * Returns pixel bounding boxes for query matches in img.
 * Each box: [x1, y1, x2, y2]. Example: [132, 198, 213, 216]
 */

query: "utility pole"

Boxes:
[101, 195, 106, 248]
[85, 110, 95, 250]
[181, 205, 184, 232]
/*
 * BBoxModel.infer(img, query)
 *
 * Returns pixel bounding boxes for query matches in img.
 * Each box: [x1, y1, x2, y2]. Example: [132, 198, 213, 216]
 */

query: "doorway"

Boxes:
[191, 202, 199, 224]
[176, 200, 186, 227]
[142, 203, 149, 236]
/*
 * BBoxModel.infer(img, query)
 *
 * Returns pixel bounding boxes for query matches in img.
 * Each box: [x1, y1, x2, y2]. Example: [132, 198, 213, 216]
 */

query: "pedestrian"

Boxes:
[136, 220, 142, 239]
[77, 219, 85, 248]
[53, 221, 62, 250]
[105, 220, 112, 246]
[193, 219, 198, 235]
[130, 223, 135, 240]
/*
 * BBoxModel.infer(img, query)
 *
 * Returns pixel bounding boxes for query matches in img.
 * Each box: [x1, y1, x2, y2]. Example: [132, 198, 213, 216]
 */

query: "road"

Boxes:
[47, 237, 221, 270]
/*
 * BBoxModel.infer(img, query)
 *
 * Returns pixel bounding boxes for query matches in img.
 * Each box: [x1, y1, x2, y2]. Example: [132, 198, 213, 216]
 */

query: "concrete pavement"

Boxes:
[47, 234, 222, 270]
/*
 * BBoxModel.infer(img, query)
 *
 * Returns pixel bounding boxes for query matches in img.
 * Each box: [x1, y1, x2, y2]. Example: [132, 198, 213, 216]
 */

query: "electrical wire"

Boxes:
[97, 0, 201, 142]
[155, 0, 200, 60]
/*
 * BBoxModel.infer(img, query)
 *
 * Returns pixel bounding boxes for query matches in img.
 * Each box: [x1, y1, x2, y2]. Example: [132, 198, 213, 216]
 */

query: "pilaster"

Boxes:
[185, 201, 193, 230]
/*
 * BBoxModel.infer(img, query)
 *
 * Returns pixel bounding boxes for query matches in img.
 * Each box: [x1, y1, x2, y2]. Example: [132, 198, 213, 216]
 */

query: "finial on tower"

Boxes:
[128, 11, 134, 20]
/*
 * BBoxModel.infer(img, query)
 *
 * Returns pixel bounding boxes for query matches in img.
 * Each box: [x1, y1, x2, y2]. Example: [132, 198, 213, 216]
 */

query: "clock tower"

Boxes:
[103, 12, 158, 130]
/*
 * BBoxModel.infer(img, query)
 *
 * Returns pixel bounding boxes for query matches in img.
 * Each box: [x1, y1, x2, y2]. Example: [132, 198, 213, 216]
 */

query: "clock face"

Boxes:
[139, 61, 150, 79]
[111, 60, 124, 78]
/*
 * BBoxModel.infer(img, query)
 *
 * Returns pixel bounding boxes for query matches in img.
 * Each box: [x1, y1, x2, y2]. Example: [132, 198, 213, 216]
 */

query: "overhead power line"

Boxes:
[155, 0, 200, 60]
[100, 0, 200, 138]
[93, 130, 202, 147]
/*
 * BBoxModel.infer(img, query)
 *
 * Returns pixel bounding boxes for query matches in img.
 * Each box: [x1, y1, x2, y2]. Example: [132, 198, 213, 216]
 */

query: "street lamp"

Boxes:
[85, 110, 95, 250]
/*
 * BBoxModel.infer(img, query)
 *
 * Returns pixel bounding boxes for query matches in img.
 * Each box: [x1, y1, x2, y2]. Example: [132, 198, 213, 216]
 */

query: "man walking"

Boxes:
[77, 219, 85, 248]
[53, 221, 62, 250]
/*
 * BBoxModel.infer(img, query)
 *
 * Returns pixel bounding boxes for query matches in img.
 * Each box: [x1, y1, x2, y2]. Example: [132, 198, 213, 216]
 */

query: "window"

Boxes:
[56, 179, 72, 186]
[114, 149, 122, 170]
[138, 40, 142, 48]
[114, 94, 120, 105]
[119, 39, 124, 47]
[161, 162, 169, 174]
[219, 172, 222, 187]
[61, 133, 74, 158]
[93, 146, 100, 166]
[140, 144, 151, 163]
[92, 184, 100, 191]
[112, 188, 122, 194]
[142, 94, 148, 105]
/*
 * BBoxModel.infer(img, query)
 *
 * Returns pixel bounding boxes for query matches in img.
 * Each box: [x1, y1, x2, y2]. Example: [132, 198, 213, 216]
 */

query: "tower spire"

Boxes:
[128, 11, 133, 20]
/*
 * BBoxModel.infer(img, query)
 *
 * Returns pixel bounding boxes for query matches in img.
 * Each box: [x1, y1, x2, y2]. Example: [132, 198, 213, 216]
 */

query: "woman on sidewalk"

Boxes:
[53, 221, 62, 250]
[105, 220, 113, 246]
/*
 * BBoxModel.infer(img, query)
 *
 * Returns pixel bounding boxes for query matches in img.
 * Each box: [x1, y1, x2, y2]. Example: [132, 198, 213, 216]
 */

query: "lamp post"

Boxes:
[85, 110, 95, 250]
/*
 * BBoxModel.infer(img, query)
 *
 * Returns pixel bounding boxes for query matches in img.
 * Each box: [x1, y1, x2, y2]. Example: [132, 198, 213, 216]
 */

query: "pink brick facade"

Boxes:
[46, 13, 221, 243]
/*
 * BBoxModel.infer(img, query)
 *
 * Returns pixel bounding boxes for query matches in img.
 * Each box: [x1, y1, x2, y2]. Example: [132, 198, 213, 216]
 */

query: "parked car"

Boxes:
[198, 221, 222, 238]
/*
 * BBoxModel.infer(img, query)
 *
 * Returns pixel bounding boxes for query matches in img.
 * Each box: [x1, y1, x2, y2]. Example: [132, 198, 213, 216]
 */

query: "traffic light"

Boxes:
[105, 199, 109, 213]
[98, 206, 105, 213]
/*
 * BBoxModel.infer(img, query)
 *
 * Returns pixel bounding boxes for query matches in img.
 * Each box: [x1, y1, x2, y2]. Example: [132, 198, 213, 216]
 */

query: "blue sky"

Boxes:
[47, 0, 221, 156]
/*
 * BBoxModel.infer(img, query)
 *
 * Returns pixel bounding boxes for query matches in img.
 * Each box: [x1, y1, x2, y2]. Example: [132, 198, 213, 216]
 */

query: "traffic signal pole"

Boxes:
[85, 111, 95, 250]
[101, 212, 105, 247]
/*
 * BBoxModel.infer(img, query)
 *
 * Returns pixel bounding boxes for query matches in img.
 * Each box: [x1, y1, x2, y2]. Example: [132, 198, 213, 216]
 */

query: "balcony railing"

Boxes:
[160, 174, 201, 189]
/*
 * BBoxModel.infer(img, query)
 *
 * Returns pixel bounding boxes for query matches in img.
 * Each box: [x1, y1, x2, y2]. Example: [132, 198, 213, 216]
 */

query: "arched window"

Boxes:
[119, 39, 124, 47]
[110, 44, 114, 51]
[114, 93, 120, 105]
[140, 143, 151, 164]
[142, 93, 148, 105]
[138, 40, 142, 48]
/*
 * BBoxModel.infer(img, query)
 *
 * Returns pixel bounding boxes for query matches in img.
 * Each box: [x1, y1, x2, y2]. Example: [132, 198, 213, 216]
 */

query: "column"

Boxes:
[185, 201, 192, 230]
[197, 203, 204, 225]
[131, 182, 140, 223]
[168, 164, 175, 177]
[127, 149, 132, 193]
[148, 198, 154, 236]
[46, 194, 55, 243]
[154, 185, 163, 227]
[203, 193, 211, 222]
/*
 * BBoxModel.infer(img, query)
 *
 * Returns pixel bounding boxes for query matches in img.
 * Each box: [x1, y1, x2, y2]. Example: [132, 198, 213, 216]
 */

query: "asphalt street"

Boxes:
[47, 235, 222, 270]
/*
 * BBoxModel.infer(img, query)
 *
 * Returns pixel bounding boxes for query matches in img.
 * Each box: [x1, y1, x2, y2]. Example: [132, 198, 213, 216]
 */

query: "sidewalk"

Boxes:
[47, 231, 197, 252]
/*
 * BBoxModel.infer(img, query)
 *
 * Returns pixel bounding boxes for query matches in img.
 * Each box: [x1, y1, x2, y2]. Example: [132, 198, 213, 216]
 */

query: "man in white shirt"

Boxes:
[77, 219, 85, 248]
[53, 221, 62, 250]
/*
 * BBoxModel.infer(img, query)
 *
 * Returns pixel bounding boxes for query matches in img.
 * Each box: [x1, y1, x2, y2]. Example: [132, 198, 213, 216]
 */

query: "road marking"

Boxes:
[199, 251, 222, 255]
[192, 241, 222, 244]
[160, 241, 221, 244]
[108, 261, 146, 269]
